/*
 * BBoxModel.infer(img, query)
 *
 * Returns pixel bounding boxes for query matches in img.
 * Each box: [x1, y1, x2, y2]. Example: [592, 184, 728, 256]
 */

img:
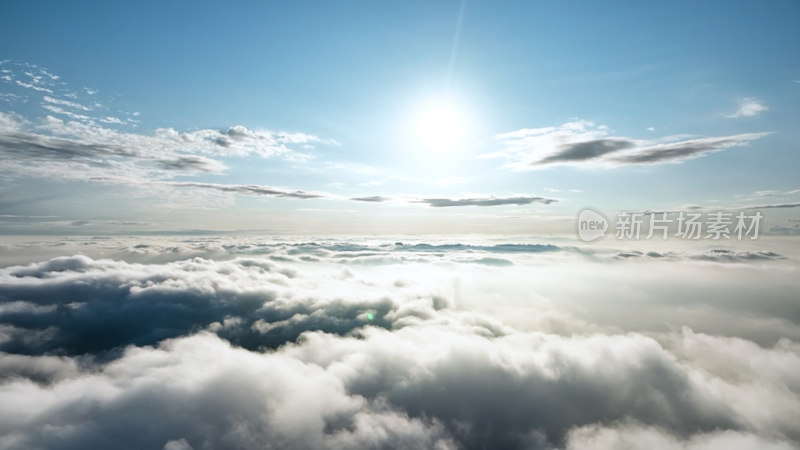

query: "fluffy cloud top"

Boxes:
[1, 239, 799, 449]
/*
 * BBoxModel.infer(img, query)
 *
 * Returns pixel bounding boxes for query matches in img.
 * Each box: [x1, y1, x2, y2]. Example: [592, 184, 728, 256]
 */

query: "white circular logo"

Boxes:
[576, 208, 608, 242]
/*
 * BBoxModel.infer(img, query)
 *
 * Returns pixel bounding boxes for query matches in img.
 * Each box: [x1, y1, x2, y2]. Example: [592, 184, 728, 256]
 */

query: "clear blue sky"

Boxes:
[0, 0, 798, 234]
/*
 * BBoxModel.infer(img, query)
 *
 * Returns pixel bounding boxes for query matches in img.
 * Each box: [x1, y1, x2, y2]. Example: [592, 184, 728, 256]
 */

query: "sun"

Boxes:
[413, 99, 466, 152]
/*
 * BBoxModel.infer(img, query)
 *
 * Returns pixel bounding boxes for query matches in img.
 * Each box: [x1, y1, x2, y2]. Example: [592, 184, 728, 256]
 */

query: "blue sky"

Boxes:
[0, 0, 799, 234]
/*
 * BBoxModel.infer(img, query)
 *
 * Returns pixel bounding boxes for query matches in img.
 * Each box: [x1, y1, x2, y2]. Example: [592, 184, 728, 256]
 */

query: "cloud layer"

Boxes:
[1, 238, 799, 449]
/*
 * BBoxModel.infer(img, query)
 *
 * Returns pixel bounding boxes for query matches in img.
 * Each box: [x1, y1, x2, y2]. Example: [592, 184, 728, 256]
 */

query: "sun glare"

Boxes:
[413, 99, 466, 152]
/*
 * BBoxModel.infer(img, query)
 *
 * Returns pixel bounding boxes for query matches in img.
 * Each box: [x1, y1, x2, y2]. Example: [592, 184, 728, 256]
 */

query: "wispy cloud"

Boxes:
[157, 186, 558, 208]
[0, 112, 334, 181]
[40, 104, 93, 122]
[418, 195, 556, 207]
[351, 195, 387, 203]
[607, 133, 769, 165]
[14, 80, 53, 93]
[742, 202, 800, 210]
[155, 156, 228, 173]
[489, 120, 770, 170]
[735, 188, 800, 201]
[0, 62, 59, 96]
[42, 95, 91, 111]
[166, 181, 327, 200]
[350, 194, 557, 207]
[726, 97, 768, 118]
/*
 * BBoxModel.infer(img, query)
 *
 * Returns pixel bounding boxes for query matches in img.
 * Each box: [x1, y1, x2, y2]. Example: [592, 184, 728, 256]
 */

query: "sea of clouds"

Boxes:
[0, 236, 799, 449]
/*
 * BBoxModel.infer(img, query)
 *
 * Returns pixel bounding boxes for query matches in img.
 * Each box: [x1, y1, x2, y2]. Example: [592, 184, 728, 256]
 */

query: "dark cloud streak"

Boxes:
[166, 181, 326, 199]
[419, 196, 556, 207]
[540, 138, 634, 164]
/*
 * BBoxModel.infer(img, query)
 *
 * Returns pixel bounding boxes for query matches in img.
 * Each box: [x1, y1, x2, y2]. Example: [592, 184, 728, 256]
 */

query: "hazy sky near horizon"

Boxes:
[1, 1, 799, 235]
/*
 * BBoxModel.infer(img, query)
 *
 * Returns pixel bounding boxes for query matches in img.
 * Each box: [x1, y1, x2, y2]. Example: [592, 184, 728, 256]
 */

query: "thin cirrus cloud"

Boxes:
[417, 195, 556, 207]
[155, 156, 229, 173]
[350, 194, 557, 207]
[744, 202, 800, 210]
[607, 133, 770, 164]
[156, 185, 558, 207]
[1, 60, 135, 125]
[42, 95, 91, 111]
[350, 195, 387, 203]
[704, 201, 800, 211]
[487, 120, 770, 170]
[726, 97, 769, 118]
[165, 181, 328, 200]
[735, 188, 800, 201]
